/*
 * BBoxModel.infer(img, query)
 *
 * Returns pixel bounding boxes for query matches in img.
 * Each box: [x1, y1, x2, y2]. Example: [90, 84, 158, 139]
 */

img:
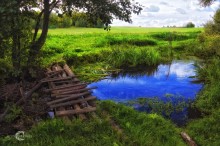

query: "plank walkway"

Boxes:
[45, 64, 97, 120]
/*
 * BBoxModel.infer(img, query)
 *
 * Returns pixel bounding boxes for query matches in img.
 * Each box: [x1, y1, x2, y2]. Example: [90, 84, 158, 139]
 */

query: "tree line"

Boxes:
[35, 12, 104, 29]
[0, 0, 142, 77]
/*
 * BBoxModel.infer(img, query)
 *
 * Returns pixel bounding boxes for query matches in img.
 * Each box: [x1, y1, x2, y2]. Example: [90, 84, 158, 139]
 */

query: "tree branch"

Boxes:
[32, 10, 44, 42]
[49, 0, 60, 13]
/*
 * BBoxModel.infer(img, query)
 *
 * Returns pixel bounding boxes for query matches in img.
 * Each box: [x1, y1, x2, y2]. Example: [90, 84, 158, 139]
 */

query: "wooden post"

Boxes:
[181, 132, 197, 146]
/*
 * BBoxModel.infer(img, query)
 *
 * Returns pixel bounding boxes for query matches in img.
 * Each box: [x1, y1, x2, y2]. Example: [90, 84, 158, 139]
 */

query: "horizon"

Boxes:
[112, 0, 220, 27]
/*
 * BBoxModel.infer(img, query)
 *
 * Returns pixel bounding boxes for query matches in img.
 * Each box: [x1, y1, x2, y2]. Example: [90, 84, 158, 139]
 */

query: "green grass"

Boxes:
[47, 26, 203, 35]
[5, 26, 220, 146]
[40, 27, 202, 74]
[0, 101, 186, 146]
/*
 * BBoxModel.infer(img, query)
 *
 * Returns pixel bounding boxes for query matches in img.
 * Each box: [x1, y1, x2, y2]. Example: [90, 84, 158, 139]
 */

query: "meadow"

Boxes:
[40, 27, 202, 81]
[1, 26, 220, 146]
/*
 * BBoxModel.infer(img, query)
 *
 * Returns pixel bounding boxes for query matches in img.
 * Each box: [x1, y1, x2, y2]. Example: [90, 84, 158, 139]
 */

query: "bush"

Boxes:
[185, 22, 195, 28]
[75, 18, 88, 27]
[107, 46, 161, 67]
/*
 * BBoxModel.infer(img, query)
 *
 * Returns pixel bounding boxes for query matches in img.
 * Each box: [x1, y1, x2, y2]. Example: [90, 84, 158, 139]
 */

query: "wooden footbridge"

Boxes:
[0, 64, 97, 122]
[44, 64, 97, 120]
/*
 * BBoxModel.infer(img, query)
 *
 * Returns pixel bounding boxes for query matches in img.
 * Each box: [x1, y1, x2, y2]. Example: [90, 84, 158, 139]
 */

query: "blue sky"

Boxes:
[112, 0, 220, 27]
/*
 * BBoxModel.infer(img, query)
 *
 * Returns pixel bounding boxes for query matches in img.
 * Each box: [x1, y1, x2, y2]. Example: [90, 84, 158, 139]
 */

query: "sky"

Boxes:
[112, 0, 220, 27]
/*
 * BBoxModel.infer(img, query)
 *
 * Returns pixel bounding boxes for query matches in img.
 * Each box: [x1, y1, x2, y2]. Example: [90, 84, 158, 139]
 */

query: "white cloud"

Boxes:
[176, 8, 187, 14]
[144, 5, 160, 12]
[112, 0, 220, 27]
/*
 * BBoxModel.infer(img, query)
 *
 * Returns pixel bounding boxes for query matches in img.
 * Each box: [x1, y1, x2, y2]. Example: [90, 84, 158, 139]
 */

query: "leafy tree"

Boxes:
[0, 0, 33, 71]
[0, 0, 142, 69]
[204, 9, 220, 34]
[0, 0, 143, 72]
[185, 22, 195, 28]
[29, 0, 143, 66]
[199, 0, 217, 6]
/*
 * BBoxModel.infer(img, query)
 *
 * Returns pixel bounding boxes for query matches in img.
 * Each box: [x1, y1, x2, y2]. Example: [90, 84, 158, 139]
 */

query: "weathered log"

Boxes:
[84, 95, 97, 107]
[63, 64, 97, 107]
[46, 69, 64, 75]
[49, 96, 96, 108]
[0, 82, 43, 122]
[52, 87, 97, 98]
[47, 91, 91, 105]
[50, 85, 86, 97]
[51, 85, 87, 93]
[41, 76, 75, 83]
[53, 64, 86, 120]
[47, 67, 70, 121]
[73, 104, 87, 120]
[181, 132, 197, 146]
[56, 107, 96, 116]
[43, 83, 86, 92]
[63, 64, 75, 76]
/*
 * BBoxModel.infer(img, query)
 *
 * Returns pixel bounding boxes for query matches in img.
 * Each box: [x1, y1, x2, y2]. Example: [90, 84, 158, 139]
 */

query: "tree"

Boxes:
[27, 0, 143, 66]
[0, 0, 33, 71]
[204, 9, 220, 34]
[0, 0, 143, 72]
[199, 0, 217, 6]
[185, 22, 195, 28]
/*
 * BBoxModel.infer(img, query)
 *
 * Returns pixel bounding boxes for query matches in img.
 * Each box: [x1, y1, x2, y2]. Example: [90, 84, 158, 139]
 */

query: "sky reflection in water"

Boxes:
[89, 60, 202, 102]
[89, 60, 203, 126]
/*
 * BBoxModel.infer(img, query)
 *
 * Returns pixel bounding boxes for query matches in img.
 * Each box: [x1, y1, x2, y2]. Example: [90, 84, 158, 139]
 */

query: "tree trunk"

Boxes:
[28, 0, 50, 65]
[12, 13, 21, 70]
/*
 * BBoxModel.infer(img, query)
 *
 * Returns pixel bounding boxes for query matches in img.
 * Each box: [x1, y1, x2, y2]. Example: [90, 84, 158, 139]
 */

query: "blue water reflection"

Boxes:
[89, 60, 203, 125]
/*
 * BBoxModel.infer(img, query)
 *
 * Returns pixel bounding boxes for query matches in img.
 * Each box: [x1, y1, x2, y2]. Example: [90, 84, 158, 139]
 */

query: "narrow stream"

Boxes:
[89, 60, 203, 126]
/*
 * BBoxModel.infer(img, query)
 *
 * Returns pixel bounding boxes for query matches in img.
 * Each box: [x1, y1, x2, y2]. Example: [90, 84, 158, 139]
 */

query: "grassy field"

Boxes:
[0, 101, 186, 146]
[47, 27, 203, 35]
[1, 26, 220, 146]
[40, 27, 202, 81]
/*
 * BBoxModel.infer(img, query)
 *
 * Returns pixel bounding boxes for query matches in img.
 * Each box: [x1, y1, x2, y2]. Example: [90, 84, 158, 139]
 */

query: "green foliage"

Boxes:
[106, 46, 161, 67]
[98, 101, 186, 146]
[187, 109, 220, 146]
[151, 32, 199, 41]
[0, 101, 186, 146]
[48, 13, 72, 28]
[185, 22, 195, 28]
[204, 9, 220, 35]
[75, 18, 88, 27]
[195, 57, 220, 113]
[0, 59, 12, 77]
[4, 105, 22, 123]
[0, 0, 33, 71]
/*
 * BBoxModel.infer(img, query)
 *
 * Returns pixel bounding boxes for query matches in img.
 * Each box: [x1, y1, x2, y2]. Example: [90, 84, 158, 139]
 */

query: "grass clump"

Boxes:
[107, 46, 161, 68]
[0, 101, 186, 146]
[98, 101, 186, 146]
[187, 109, 220, 146]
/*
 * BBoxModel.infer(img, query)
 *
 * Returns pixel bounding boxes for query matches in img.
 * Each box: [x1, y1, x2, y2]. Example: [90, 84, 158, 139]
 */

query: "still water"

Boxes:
[89, 60, 203, 125]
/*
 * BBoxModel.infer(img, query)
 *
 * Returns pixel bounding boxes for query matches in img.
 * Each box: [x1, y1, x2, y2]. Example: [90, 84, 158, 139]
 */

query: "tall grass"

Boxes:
[194, 57, 220, 113]
[106, 46, 161, 67]
[0, 101, 186, 146]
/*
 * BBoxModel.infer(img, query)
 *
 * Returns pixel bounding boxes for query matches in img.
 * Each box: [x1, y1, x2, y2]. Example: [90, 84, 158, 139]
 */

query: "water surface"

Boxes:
[89, 60, 203, 125]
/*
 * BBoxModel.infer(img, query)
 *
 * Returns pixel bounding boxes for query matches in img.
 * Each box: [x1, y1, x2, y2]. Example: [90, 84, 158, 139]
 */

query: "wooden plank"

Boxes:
[49, 96, 96, 108]
[52, 85, 87, 93]
[41, 76, 75, 83]
[44, 83, 86, 92]
[46, 68, 70, 121]
[47, 91, 91, 105]
[55, 64, 86, 120]
[181, 132, 197, 146]
[46, 69, 64, 74]
[52, 87, 97, 98]
[56, 107, 96, 116]
[63, 64, 75, 76]
[84, 95, 97, 107]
